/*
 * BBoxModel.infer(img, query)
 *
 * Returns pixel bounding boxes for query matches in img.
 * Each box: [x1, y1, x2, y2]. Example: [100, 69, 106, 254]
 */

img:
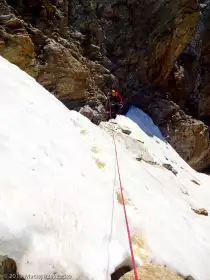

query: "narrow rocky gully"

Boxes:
[2, 0, 210, 173]
[1, 0, 210, 279]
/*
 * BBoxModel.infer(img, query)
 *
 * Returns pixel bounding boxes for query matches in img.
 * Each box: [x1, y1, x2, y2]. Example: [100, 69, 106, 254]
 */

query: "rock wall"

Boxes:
[155, 1, 210, 171]
[0, 0, 200, 100]
[68, 0, 199, 91]
[2, 0, 210, 171]
[0, 0, 111, 124]
[199, 2, 210, 118]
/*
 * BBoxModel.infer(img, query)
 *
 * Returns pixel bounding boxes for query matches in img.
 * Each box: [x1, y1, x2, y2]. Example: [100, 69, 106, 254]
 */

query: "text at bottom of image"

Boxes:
[4, 274, 73, 279]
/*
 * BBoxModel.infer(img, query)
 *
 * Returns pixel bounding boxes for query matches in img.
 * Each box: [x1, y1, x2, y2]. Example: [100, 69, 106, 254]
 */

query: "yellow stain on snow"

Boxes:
[131, 234, 150, 265]
[116, 191, 134, 206]
[94, 158, 105, 169]
[80, 129, 88, 135]
[91, 146, 100, 154]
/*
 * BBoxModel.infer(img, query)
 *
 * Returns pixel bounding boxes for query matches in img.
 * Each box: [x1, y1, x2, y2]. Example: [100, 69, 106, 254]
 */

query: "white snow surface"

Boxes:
[0, 55, 210, 280]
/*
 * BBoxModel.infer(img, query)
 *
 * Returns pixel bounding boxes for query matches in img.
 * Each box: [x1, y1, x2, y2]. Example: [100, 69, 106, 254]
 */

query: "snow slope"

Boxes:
[0, 55, 210, 280]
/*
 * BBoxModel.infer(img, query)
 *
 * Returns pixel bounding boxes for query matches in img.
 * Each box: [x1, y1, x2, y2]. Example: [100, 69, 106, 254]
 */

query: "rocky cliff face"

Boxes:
[199, 2, 210, 118]
[0, 0, 110, 124]
[2, 0, 210, 171]
[152, 1, 210, 171]
[68, 0, 199, 88]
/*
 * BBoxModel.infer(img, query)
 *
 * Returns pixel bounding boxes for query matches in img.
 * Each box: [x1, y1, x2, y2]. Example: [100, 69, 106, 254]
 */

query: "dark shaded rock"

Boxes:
[0, 255, 25, 280]
[62, 0, 199, 98]
[198, 6, 210, 118]
[162, 163, 178, 175]
[121, 128, 131, 135]
[191, 179, 200, 185]
[185, 276, 196, 280]
[111, 266, 131, 280]
[79, 104, 105, 124]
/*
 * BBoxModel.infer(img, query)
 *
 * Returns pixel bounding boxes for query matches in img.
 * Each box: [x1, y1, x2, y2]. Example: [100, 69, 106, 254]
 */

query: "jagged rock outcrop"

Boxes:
[0, 0, 109, 123]
[68, 0, 199, 89]
[164, 9, 204, 119]
[156, 1, 210, 171]
[0, 11, 38, 78]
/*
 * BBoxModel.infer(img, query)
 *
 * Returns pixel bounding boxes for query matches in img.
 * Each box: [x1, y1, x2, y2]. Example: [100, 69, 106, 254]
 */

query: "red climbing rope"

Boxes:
[113, 137, 139, 280]
[109, 100, 139, 280]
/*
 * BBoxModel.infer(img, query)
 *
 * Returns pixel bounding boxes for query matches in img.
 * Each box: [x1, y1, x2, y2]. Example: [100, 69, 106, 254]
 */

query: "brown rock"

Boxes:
[167, 10, 210, 139]
[168, 116, 210, 171]
[150, 9, 199, 85]
[0, 0, 108, 122]
[119, 264, 184, 280]
[37, 40, 93, 101]
[192, 208, 208, 216]
[0, 15, 38, 78]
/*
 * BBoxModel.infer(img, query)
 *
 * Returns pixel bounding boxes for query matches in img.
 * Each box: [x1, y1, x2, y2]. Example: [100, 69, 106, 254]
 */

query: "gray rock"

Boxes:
[185, 276, 196, 280]
[162, 163, 178, 175]
[121, 128, 131, 135]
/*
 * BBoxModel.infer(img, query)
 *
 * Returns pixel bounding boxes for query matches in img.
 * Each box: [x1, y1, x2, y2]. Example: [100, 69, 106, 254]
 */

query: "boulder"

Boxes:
[192, 208, 209, 216]
[119, 264, 184, 280]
